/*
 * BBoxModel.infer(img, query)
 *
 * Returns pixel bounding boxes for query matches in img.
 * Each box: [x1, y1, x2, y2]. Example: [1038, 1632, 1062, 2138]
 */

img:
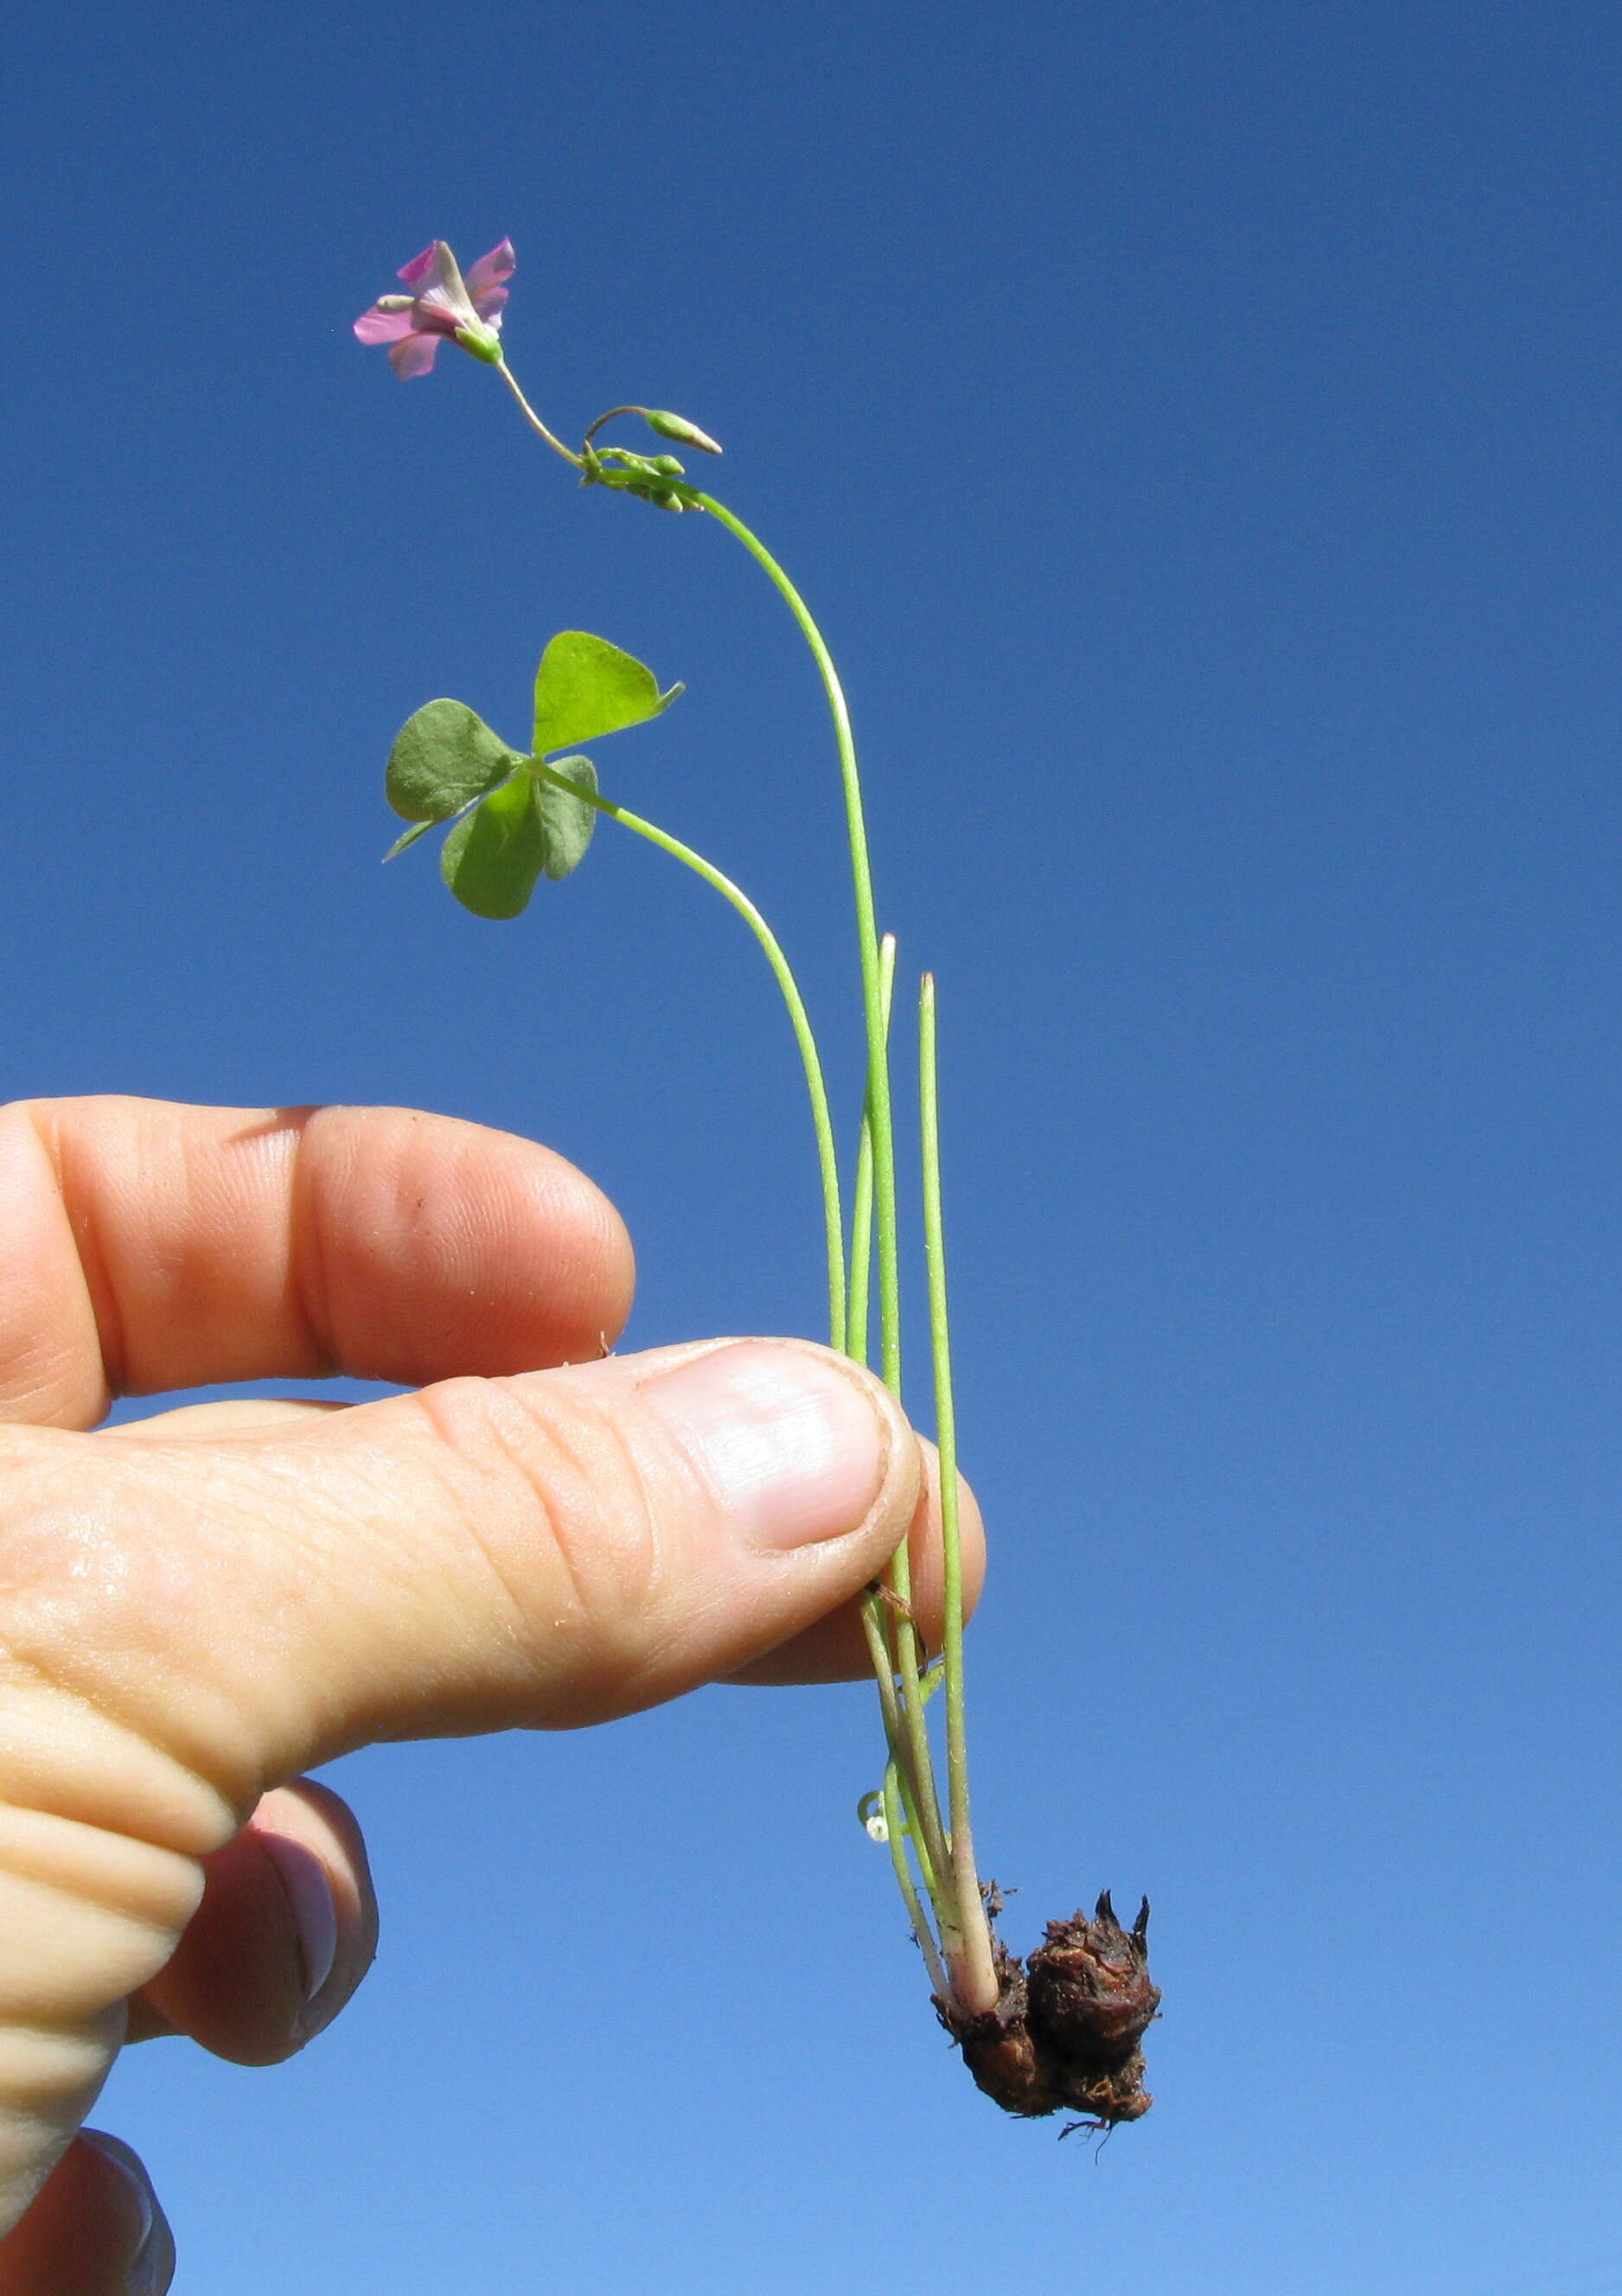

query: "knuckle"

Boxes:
[407, 1375, 671, 1706]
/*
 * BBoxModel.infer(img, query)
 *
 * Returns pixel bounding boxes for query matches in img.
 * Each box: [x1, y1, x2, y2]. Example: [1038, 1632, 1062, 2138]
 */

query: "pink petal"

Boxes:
[465, 239, 515, 306]
[467, 238, 515, 285]
[354, 304, 418, 344]
[406, 300, 465, 337]
[396, 243, 442, 289]
[388, 330, 441, 379]
[408, 243, 473, 328]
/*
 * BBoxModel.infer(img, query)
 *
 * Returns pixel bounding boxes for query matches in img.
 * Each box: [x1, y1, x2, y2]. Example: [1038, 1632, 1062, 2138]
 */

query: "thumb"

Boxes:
[4, 1337, 922, 1834]
[0, 1337, 923, 2232]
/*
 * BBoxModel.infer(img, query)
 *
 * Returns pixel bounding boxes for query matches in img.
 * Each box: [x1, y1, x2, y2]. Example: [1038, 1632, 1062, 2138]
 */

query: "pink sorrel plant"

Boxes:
[354, 238, 1159, 2127]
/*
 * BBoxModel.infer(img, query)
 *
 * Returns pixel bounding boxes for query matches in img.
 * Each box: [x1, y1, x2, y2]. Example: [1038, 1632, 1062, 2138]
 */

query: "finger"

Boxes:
[726, 1439, 987, 1683]
[0, 1099, 635, 1428]
[0, 2130, 174, 2294]
[100, 1400, 346, 1442]
[102, 1406, 988, 1683]
[129, 1782, 376, 2065]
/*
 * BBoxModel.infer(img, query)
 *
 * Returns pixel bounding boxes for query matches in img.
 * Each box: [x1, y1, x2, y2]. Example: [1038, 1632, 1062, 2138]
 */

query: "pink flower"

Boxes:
[354, 239, 515, 379]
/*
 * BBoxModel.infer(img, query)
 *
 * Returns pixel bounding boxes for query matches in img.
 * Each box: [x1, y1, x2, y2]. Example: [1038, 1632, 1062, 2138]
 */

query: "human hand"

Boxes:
[0, 1096, 982, 2293]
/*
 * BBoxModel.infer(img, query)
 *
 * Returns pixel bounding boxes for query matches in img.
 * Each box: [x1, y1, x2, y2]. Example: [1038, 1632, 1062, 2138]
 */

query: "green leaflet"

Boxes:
[441, 771, 546, 919]
[533, 755, 599, 882]
[438, 756, 603, 918]
[386, 699, 522, 826]
[532, 631, 681, 756]
[382, 818, 436, 860]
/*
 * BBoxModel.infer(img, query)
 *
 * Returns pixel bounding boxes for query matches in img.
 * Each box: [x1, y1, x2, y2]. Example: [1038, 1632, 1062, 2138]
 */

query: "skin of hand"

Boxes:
[0, 1097, 984, 2294]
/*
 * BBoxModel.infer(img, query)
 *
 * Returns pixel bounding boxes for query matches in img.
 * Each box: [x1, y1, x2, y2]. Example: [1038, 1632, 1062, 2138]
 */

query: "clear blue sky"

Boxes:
[4, 3, 1621, 2288]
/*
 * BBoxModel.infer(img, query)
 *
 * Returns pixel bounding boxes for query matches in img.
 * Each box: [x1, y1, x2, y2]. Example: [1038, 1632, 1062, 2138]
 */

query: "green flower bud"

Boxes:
[649, 454, 685, 476]
[646, 409, 723, 456]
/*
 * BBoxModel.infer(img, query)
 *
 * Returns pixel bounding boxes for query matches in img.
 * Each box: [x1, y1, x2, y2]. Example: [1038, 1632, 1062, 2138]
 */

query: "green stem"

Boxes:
[920, 974, 998, 2013]
[689, 493, 901, 1399]
[531, 763, 846, 1349]
[849, 941, 955, 1936]
[582, 405, 649, 445]
[846, 934, 897, 1368]
[882, 1761, 950, 1999]
[494, 377, 973, 1987]
[858, 1593, 910, 1778]
[858, 1592, 945, 1925]
[495, 360, 584, 469]
[685, 494, 952, 1900]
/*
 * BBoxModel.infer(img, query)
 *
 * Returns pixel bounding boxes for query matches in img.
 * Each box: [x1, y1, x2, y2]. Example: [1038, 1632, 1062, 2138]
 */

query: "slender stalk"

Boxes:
[495, 360, 584, 469]
[846, 934, 897, 1368]
[858, 1594, 945, 1924]
[532, 746, 961, 1929]
[682, 493, 954, 1905]
[531, 763, 845, 1349]
[491, 384, 973, 1982]
[858, 1590, 911, 1802]
[891, 1755, 943, 1920]
[688, 493, 901, 1401]
[882, 1762, 950, 1999]
[849, 935, 956, 1934]
[920, 974, 999, 2012]
[844, 930, 931, 1855]
[874, 1506, 948, 1906]
[582, 405, 650, 444]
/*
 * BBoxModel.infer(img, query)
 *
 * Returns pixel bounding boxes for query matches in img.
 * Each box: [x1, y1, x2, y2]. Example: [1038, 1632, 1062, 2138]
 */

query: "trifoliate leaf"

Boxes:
[387, 699, 522, 826]
[532, 632, 681, 757]
[440, 773, 546, 919]
[533, 755, 599, 881]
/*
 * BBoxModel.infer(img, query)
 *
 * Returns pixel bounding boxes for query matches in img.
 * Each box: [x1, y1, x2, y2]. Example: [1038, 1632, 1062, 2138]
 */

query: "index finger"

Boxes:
[0, 1098, 635, 1428]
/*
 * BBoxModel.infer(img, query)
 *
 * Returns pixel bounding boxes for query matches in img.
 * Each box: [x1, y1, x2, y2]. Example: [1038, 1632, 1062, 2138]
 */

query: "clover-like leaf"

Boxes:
[533, 755, 600, 882]
[532, 632, 681, 758]
[440, 772, 546, 919]
[387, 699, 522, 827]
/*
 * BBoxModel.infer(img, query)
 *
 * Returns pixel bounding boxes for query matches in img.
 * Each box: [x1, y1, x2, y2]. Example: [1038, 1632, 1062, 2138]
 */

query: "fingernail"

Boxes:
[81, 2130, 175, 2293]
[262, 1833, 338, 2007]
[642, 1342, 892, 1550]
